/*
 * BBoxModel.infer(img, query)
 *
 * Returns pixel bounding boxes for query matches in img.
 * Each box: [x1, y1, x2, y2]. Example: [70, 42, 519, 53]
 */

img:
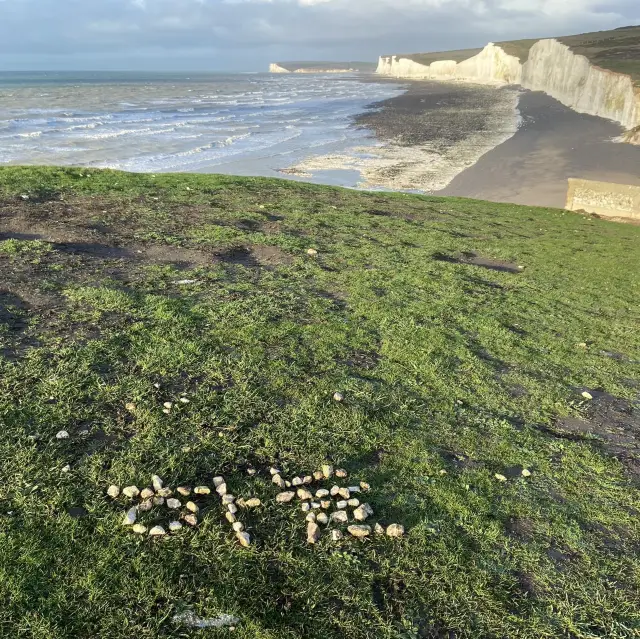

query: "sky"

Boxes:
[0, 0, 637, 71]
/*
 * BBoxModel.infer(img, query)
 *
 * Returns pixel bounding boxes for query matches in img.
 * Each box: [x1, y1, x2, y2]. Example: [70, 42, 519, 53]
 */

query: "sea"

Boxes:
[0, 71, 404, 187]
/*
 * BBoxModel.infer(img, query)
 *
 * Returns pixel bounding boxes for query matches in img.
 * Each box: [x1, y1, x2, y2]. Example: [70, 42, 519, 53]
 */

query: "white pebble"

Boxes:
[302, 476, 313, 484]
[157, 487, 173, 497]
[297, 488, 313, 501]
[169, 521, 183, 531]
[336, 500, 348, 510]
[213, 476, 225, 488]
[272, 475, 286, 489]
[149, 526, 166, 537]
[335, 469, 348, 478]
[163, 402, 173, 410]
[222, 494, 235, 505]
[232, 522, 244, 532]
[338, 488, 351, 500]
[276, 491, 295, 503]
[347, 525, 371, 538]
[521, 469, 532, 477]
[194, 486, 210, 495]
[306, 512, 317, 523]
[140, 488, 155, 500]
[107, 485, 120, 499]
[122, 486, 140, 499]
[184, 514, 198, 527]
[331, 529, 344, 541]
[245, 498, 261, 508]
[61, 465, 71, 473]
[301, 503, 311, 512]
[316, 513, 329, 525]
[138, 500, 152, 512]
[228, 503, 238, 514]
[123, 507, 137, 526]
[347, 498, 360, 508]
[333, 392, 344, 402]
[495, 474, 507, 482]
[132, 524, 147, 534]
[353, 503, 374, 521]
[360, 482, 370, 492]
[322, 464, 334, 479]
[236, 531, 251, 547]
[153, 496, 165, 506]
[315, 489, 330, 498]
[321, 500, 331, 509]
[331, 511, 348, 524]
[177, 486, 191, 496]
[348, 486, 361, 494]
[374, 523, 385, 535]
[216, 483, 228, 496]
[386, 524, 405, 538]
[311, 502, 321, 509]
[269, 467, 280, 475]
[226, 512, 236, 523]
[186, 501, 199, 513]
[313, 471, 324, 481]
[166, 498, 181, 509]
[56, 430, 69, 440]
[292, 477, 303, 486]
[307, 522, 320, 544]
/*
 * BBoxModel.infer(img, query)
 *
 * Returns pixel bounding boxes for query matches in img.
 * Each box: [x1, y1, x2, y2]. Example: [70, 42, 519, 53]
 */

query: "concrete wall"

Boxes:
[566, 178, 640, 220]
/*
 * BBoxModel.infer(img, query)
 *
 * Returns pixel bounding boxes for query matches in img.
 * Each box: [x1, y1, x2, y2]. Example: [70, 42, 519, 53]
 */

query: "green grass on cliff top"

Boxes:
[0, 167, 639, 639]
[399, 25, 640, 85]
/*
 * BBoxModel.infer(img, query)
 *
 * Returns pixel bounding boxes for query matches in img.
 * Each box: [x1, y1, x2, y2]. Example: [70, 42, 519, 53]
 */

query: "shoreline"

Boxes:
[284, 79, 522, 193]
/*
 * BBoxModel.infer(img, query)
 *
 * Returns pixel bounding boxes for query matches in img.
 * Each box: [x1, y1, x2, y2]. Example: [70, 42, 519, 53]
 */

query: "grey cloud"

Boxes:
[0, 0, 637, 69]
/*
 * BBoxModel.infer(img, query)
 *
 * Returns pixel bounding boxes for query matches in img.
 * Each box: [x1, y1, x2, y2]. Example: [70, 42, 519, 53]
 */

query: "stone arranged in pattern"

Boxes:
[348, 525, 371, 538]
[353, 503, 373, 521]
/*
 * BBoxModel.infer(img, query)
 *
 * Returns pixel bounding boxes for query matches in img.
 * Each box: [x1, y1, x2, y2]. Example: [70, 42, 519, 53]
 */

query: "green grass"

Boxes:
[0, 166, 639, 638]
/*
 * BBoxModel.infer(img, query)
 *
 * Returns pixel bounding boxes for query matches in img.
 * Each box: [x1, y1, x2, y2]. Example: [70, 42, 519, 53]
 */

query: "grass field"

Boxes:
[400, 26, 640, 86]
[0, 166, 639, 638]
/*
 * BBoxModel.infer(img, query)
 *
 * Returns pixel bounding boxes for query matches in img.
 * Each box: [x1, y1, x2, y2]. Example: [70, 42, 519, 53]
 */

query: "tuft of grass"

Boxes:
[0, 167, 639, 639]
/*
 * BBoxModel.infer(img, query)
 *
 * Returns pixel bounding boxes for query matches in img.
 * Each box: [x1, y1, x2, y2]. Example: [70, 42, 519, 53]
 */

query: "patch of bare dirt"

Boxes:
[434, 251, 523, 274]
[549, 390, 640, 481]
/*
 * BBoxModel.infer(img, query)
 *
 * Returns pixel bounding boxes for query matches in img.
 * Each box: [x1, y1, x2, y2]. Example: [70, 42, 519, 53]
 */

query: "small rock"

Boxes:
[360, 482, 370, 492]
[386, 524, 405, 538]
[272, 475, 286, 489]
[247, 468, 256, 476]
[321, 500, 331, 509]
[306, 512, 317, 523]
[301, 502, 311, 512]
[285, 481, 292, 488]
[302, 476, 313, 484]
[335, 469, 348, 478]
[123, 486, 140, 499]
[186, 501, 199, 513]
[292, 477, 303, 486]
[194, 486, 210, 495]
[347, 498, 360, 508]
[236, 531, 251, 547]
[162, 409, 171, 415]
[138, 500, 153, 512]
[20, 194, 29, 201]
[495, 474, 507, 482]
[163, 402, 173, 410]
[55, 430, 69, 440]
[581, 391, 593, 400]
[577, 342, 587, 348]
[337, 487, 350, 500]
[232, 522, 244, 532]
[245, 498, 261, 508]
[184, 514, 198, 527]
[225, 512, 236, 523]
[213, 476, 225, 488]
[179, 397, 190, 404]
[322, 464, 334, 479]
[333, 392, 344, 402]
[353, 503, 373, 521]
[331, 511, 348, 524]
[439, 470, 448, 476]
[311, 501, 321, 509]
[307, 522, 320, 544]
[269, 467, 280, 475]
[330, 485, 341, 497]
[140, 488, 155, 500]
[348, 525, 371, 538]
[153, 496, 165, 506]
[107, 485, 120, 499]
[123, 507, 137, 525]
[316, 513, 329, 525]
[313, 471, 324, 481]
[222, 494, 235, 505]
[169, 521, 183, 531]
[125, 402, 136, 412]
[132, 524, 147, 534]
[348, 486, 361, 494]
[177, 486, 191, 496]
[336, 500, 348, 510]
[374, 523, 385, 535]
[297, 488, 313, 501]
[157, 487, 173, 497]
[228, 503, 238, 514]
[316, 489, 330, 498]
[521, 469, 532, 478]
[167, 498, 181, 509]
[307, 248, 318, 256]
[216, 483, 228, 496]
[276, 491, 296, 503]
[149, 526, 166, 537]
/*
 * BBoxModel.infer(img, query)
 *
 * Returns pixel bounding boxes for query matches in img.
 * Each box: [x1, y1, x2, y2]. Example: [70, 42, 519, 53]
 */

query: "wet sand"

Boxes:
[439, 91, 640, 208]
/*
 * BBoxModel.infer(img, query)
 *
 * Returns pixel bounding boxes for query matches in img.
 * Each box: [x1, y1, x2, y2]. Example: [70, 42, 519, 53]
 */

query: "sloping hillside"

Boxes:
[1, 167, 639, 638]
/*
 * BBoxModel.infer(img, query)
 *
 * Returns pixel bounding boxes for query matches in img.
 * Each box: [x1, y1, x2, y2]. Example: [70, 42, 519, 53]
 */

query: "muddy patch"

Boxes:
[549, 390, 640, 481]
[216, 245, 292, 268]
[434, 251, 523, 274]
[505, 516, 535, 541]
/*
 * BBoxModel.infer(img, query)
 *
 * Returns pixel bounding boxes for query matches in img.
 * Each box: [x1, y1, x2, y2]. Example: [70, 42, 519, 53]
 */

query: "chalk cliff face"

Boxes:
[269, 64, 291, 74]
[521, 39, 639, 130]
[376, 40, 640, 138]
[375, 44, 521, 85]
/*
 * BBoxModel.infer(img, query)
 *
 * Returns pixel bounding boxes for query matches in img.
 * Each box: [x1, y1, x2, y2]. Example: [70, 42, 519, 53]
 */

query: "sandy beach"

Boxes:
[440, 90, 640, 208]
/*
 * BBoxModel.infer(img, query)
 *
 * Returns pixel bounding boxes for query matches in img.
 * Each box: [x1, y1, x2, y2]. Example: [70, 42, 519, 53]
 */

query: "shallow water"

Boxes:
[0, 71, 404, 184]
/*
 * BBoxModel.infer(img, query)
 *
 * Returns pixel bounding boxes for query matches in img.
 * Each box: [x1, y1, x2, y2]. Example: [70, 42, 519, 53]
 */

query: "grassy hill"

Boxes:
[0, 167, 639, 638]
[399, 26, 640, 85]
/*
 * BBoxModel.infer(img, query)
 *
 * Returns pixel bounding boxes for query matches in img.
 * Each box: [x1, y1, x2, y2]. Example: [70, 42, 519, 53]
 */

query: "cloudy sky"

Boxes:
[0, 0, 637, 71]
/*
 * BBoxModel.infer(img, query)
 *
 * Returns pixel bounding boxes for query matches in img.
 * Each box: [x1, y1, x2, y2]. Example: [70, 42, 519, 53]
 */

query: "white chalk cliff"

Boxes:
[269, 63, 291, 74]
[376, 39, 640, 136]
